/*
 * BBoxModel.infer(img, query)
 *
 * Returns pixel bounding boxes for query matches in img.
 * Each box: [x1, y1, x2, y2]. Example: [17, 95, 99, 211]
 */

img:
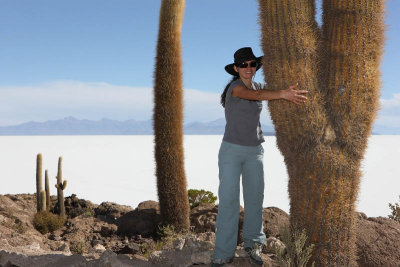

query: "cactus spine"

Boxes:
[36, 153, 43, 212]
[45, 170, 50, 211]
[55, 157, 67, 217]
[258, 0, 384, 265]
[153, 0, 190, 230]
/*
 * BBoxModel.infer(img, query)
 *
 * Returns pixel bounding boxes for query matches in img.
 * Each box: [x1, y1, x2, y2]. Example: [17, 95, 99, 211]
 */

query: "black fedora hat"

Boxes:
[224, 47, 263, 76]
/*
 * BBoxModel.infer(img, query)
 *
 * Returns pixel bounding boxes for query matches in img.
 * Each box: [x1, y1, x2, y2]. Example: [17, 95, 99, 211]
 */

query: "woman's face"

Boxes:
[233, 59, 257, 80]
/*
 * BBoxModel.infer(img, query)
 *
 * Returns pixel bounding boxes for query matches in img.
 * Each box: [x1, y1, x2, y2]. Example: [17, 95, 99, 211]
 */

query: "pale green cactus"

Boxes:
[39, 190, 46, 212]
[45, 170, 50, 211]
[55, 157, 67, 217]
[36, 153, 43, 212]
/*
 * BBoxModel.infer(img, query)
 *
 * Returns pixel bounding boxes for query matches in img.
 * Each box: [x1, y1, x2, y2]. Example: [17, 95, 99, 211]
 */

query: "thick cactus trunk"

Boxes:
[36, 153, 43, 212]
[258, 0, 384, 266]
[153, 0, 190, 231]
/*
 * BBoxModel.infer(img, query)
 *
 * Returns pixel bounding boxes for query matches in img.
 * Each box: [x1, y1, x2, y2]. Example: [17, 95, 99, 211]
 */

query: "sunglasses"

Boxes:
[237, 61, 257, 68]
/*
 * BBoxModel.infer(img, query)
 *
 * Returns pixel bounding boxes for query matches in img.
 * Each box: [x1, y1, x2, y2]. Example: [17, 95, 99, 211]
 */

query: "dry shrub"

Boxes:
[388, 196, 400, 223]
[33, 211, 65, 234]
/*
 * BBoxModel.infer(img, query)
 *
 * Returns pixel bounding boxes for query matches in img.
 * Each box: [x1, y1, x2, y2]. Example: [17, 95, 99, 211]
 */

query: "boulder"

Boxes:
[356, 214, 400, 267]
[95, 202, 133, 224]
[262, 207, 290, 238]
[116, 201, 161, 237]
[60, 194, 97, 218]
[190, 203, 218, 233]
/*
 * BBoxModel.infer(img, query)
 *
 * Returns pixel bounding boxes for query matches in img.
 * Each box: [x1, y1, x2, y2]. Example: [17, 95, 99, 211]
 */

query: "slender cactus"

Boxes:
[153, 0, 190, 231]
[55, 157, 67, 217]
[258, 0, 385, 265]
[39, 190, 46, 212]
[45, 170, 50, 211]
[36, 153, 43, 212]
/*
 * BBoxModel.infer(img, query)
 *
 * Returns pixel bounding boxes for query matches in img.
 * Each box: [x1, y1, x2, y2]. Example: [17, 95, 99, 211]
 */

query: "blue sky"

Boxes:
[0, 0, 399, 133]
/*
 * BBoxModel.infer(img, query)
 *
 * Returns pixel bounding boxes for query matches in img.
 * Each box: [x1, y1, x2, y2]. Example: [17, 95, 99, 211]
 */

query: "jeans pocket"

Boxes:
[219, 141, 231, 155]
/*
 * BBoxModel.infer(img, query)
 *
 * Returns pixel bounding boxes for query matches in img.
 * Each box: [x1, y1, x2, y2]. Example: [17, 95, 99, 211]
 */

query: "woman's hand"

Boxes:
[281, 83, 308, 105]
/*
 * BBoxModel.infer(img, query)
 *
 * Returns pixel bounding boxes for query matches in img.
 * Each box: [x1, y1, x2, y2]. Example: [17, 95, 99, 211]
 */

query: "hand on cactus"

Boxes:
[280, 83, 308, 105]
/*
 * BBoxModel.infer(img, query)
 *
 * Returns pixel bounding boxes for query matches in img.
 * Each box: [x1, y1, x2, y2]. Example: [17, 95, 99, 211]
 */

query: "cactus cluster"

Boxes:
[35, 154, 67, 217]
[153, 0, 190, 231]
[36, 154, 49, 212]
[257, 0, 384, 265]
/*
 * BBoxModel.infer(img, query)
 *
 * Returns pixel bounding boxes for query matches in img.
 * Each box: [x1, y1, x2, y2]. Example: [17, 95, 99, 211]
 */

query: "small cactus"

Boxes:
[45, 170, 50, 211]
[36, 153, 43, 212]
[55, 157, 67, 217]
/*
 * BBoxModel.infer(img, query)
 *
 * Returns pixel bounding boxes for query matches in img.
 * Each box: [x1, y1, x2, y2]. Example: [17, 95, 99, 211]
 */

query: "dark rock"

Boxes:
[190, 203, 218, 233]
[54, 194, 96, 218]
[262, 207, 290, 238]
[95, 202, 133, 224]
[100, 225, 117, 237]
[116, 242, 140, 254]
[136, 201, 159, 212]
[45, 254, 86, 267]
[116, 201, 161, 238]
[0, 250, 73, 267]
[356, 215, 400, 267]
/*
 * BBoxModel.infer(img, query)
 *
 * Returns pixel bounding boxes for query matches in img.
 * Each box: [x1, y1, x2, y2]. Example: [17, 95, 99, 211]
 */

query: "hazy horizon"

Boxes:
[1, 135, 399, 218]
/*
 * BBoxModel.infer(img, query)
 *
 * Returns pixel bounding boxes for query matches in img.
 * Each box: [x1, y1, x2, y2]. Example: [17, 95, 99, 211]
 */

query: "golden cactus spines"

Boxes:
[258, 0, 329, 157]
[153, 0, 190, 231]
[258, 0, 385, 265]
[322, 0, 385, 160]
[36, 153, 43, 212]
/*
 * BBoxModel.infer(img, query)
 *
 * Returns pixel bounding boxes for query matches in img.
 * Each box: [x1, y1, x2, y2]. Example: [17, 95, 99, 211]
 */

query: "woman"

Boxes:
[212, 47, 307, 267]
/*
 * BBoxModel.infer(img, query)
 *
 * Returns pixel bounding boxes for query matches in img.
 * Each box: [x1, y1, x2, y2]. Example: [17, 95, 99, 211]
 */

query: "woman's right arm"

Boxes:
[231, 83, 308, 105]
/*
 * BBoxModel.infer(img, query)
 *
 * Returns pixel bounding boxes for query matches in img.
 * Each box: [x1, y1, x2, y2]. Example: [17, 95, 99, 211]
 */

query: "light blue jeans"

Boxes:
[214, 140, 266, 260]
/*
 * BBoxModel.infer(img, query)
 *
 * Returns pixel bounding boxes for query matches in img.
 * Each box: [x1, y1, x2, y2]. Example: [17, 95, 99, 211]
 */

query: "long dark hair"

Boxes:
[220, 76, 239, 108]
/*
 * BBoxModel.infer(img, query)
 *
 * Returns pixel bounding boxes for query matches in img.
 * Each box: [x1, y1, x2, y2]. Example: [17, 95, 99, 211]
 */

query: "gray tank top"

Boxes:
[223, 79, 265, 146]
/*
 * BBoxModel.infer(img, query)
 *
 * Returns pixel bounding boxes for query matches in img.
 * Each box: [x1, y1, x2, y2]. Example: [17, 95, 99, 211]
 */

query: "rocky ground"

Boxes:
[0, 193, 399, 267]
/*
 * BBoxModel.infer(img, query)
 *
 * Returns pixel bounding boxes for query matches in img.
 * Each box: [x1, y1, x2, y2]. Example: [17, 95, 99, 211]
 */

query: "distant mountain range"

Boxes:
[0, 116, 276, 135]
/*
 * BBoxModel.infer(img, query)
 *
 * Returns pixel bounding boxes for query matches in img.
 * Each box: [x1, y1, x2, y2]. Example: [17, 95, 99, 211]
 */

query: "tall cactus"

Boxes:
[153, 0, 190, 230]
[55, 157, 67, 217]
[45, 170, 50, 211]
[258, 0, 384, 265]
[36, 153, 43, 212]
[39, 190, 46, 212]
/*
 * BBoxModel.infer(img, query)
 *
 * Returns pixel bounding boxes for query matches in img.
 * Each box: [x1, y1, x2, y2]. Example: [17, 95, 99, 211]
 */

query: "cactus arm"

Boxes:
[153, 0, 190, 231]
[321, 0, 385, 159]
[61, 180, 67, 190]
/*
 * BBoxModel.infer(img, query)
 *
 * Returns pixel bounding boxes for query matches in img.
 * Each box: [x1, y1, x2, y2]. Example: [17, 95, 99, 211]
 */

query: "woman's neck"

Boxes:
[240, 78, 253, 89]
